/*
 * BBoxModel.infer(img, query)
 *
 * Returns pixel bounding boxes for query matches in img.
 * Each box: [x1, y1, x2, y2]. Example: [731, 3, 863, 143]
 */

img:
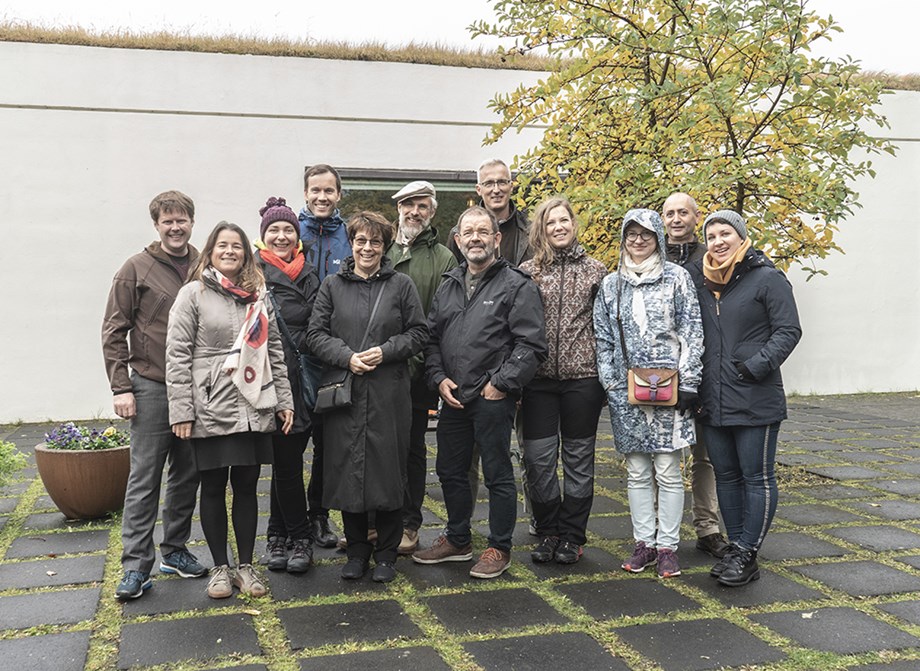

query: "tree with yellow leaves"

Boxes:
[473, 0, 895, 274]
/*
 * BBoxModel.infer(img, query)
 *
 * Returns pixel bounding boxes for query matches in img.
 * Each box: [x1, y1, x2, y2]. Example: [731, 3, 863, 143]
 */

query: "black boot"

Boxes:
[312, 515, 339, 548]
[717, 546, 759, 586]
[287, 538, 314, 574]
[266, 535, 288, 571]
[709, 543, 740, 578]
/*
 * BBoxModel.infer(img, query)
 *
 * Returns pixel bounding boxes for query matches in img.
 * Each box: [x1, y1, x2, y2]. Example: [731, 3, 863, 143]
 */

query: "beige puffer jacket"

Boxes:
[166, 280, 293, 438]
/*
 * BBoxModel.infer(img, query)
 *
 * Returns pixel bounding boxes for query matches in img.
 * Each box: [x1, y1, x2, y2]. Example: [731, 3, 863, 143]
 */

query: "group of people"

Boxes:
[102, 159, 801, 601]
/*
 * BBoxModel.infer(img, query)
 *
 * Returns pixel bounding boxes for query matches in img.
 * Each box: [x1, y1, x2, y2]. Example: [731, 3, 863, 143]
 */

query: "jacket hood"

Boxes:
[298, 206, 346, 234]
[620, 208, 667, 267]
[146, 240, 199, 264]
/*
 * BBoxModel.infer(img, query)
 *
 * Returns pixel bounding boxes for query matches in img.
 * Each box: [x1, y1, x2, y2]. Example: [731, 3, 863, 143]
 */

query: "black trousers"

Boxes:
[267, 431, 311, 541]
[342, 508, 402, 564]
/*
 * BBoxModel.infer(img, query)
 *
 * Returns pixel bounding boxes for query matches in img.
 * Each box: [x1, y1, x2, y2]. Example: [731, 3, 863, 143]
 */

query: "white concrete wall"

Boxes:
[0, 41, 917, 421]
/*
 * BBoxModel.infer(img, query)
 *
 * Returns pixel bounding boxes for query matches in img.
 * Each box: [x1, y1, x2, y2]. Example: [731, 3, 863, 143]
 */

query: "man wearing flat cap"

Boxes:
[386, 181, 458, 555]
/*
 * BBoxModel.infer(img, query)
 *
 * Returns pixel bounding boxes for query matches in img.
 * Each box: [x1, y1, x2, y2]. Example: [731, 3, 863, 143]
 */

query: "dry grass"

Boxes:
[0, 21, 553, 72]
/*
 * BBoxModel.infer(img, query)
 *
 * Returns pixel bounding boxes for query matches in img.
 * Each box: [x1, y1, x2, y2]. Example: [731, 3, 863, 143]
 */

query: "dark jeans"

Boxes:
[701, 423, 780, 551]
[521, 377, 604, 545]
[267, 431, 311, 541]
[403, 406, 430, 531]
[437, 396, 517, 553]
[306, 419, 327, 518]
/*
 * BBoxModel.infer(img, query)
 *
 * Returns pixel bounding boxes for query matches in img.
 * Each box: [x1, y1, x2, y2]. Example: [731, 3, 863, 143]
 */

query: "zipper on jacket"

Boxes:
[555, 256, 566, 379]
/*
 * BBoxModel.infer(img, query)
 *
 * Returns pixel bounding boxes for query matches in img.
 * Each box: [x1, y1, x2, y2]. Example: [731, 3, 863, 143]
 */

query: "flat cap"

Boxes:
[392, 180, 436, 204]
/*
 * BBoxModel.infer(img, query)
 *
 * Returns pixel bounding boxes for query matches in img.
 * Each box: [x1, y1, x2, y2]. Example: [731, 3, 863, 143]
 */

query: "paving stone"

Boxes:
[465, 632, 630, 671]
[825, 525, 920, 551]
[0, 587, 100, 630]
[595, 475, 628, 490]
[892, 448, 920, 459]
[0, 515, 6, 532]
[875, 462, 920, 477]
[592, 495, 628, 513]
[896, 555, 920, 571]
[776, 452, 837, 466]
[424, 587, 566, 634]
[587, 515, 635, 540]
[118, 613, 260, 668]
[0, 497, 18, 513]
[849, 663, 920, 671]
[122, 574, 235, 615]
[299, 647, 449, 671]
[473, 520, 537, 548]
[774, 503, 868, 526]
[790, 484, 875, 500]
[844, 438, 908, 449]
[559, 577, 699, 619]
[513, 545, 616, 578]
[32, 495, 57, 510]
[751, 606, 920, 654]
[280, 599, 421, 649]
[878, 599, 920, 626]
[21, 511, 91, 530]
[830, 450, 906, 464]
[785, 440, 847, 452]
[850, 500, 920, 521]
[793, 561, 920, 596]
[806, 465, 894, 480]
[6, 529, 110, 558]
[0, 555, 106, 588]
[400, 552, 517, 591]
[758, 531, 851, 560]
[614, 618, 784, 671]
[201, 666, 267, 671]
[866, 479, 920, 496]
[266, 561, 388, 600]
[676, 539, 731, 569]
[0, 631, 90, 671]
[683, 570, 826, 607]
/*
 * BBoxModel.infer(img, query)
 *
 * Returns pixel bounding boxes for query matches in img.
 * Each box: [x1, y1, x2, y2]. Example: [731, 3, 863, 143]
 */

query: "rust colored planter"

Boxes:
[34, 443, 130, 520]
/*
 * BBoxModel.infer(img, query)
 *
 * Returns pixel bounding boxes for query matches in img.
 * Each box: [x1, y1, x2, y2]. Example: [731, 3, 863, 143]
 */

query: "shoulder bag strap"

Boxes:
[358, 282, 387, 351]
[265, 287, 300, 354]
[614, 273, 632, 369]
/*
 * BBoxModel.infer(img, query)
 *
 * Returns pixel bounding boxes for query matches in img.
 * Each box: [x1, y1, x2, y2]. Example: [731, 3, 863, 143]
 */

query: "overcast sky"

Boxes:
[3, 0, 917, 74]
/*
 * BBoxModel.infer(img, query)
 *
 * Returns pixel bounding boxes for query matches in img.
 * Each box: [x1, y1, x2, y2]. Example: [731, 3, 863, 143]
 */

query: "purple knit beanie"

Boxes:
[259, 197, 299, 239]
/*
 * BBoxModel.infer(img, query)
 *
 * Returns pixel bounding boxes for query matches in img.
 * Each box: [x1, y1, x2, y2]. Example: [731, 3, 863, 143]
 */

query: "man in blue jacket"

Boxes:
[413, 206, 547, 579]
[298, 164, 351, 547]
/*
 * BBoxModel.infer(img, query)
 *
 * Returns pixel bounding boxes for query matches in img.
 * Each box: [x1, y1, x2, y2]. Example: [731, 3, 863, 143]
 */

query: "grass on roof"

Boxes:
[1, 21, 918, 91]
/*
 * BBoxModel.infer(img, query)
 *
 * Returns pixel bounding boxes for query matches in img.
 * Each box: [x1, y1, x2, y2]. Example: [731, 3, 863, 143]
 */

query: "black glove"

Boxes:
[676, 390, 701, 414]
[734, 361, 756, 381]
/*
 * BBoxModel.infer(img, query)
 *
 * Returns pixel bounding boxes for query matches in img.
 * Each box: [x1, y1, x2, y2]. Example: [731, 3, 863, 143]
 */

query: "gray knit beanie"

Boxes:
[704, 210, 747, 240]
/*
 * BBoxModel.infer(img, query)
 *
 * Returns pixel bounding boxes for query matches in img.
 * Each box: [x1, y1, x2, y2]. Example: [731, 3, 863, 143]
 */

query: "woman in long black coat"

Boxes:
[306, 211, 428, 583]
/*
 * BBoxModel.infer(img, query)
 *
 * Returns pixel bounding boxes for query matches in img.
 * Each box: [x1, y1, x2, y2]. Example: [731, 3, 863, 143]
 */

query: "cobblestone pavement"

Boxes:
[2, 393, 920, 670]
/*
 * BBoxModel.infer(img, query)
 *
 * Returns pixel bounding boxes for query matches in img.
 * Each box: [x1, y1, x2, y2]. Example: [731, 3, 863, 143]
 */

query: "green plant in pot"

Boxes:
[36, 422, 131, 519]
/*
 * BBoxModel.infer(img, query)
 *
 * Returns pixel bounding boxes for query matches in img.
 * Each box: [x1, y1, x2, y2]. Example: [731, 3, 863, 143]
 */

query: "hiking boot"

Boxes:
[412, 534, 473, 564]
[115, 570, 151, 600]
[470, 547, 511, 579]
[233, 564, 267, 597]
[709, 544, 740, 578]
[656, 548, 681, 578]
[286, 538, 313, 574]
[266, 535, 288, 571]
[160, 549, 207, 578]
[207, 565, 234, 599]
[372, 560, 397, 583]
[398, 528, 419, 555]
[555, 540, 583, 565]
[717, 547, 760, 587]
[341, 557, 369, 580]
[311, 515, 339, 549]
[696, 532, 731, 558]
[622, 541, 658, 573]
[531, 536, 560, 563]
[337, 528, 378, 551]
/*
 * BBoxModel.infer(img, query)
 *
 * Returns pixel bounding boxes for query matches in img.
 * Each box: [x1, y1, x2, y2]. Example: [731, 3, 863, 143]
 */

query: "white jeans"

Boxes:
[625, 451, 684, 551]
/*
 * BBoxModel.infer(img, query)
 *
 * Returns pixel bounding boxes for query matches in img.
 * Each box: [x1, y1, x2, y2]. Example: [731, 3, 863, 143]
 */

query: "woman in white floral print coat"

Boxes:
[593, 208, 703, 579]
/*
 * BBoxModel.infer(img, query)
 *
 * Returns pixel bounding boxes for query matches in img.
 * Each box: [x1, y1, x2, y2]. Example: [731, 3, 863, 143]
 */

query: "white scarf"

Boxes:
[620, 250, 663, 283]
[222, 293, 277, 410]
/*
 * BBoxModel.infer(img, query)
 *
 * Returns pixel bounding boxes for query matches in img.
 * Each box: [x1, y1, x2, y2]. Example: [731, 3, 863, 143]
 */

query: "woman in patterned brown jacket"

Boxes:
[520, 197, 609, 564]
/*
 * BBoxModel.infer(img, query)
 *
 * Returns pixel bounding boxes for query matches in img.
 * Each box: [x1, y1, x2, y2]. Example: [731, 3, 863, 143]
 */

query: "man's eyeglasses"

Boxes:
[458, 228, 495, 240]
[624, 230, 655, 242]
[478, 179, 512, 190]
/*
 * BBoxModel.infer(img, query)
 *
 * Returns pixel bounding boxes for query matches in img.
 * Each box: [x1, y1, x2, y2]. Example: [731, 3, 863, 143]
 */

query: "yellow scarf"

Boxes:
[702, 238, 752, 299]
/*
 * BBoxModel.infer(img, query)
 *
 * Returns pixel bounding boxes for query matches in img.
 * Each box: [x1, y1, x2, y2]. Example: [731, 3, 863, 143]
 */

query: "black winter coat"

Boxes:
[426, 259, 547, 404]
[688, 248, 802, 427]
[257, 252, 320, 435]
[306, 257, 428, 512]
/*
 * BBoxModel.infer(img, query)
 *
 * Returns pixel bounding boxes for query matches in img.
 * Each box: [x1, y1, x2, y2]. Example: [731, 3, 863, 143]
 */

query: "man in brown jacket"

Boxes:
[102, 191, 207, 600]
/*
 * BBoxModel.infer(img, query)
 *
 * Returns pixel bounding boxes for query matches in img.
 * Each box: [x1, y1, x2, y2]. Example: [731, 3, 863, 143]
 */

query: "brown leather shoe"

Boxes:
[398, 528, 419, 555]
[469, 547, 511, 579]
[412, 534, 473, 564]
